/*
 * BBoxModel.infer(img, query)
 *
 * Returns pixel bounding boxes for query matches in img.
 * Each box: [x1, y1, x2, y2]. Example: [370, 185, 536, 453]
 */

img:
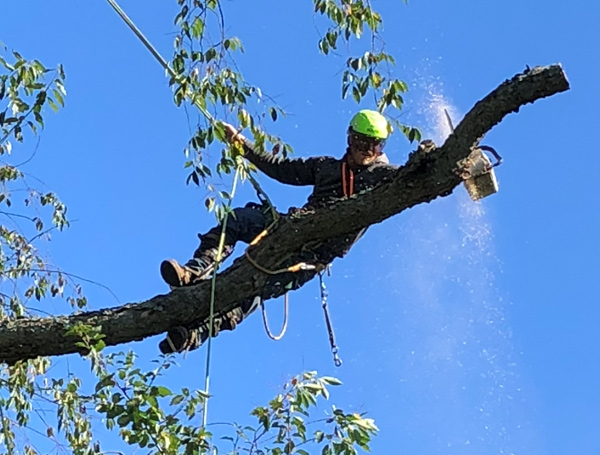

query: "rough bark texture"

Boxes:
[0, 65, 569, 364]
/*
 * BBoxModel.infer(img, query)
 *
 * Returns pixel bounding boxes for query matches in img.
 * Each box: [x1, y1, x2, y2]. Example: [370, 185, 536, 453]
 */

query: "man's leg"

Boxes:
[161, 259, 317, 351]
[159, 203, 276, 353]
[160, 203, 272, 287]
[159, 228, 366, 353]
[158, 296, 260, 354]
[159, 267, 317, 354]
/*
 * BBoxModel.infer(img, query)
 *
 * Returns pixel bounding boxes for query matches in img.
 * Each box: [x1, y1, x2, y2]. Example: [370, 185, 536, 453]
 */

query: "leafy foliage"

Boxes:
[0, 46, 85, 322]
[0, 45, 91, 455]
[170, 0, 292, 221]
[92, 358, 378, 455]
[3, 339, 378, 455]
[246, 371, 378, 455]
[313, 0, 421, 142]
[0, 48, 66, 154]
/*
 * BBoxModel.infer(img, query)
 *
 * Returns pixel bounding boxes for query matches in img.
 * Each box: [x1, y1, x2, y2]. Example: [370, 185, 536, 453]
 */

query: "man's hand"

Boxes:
[417, 139, 436, 154]
[220, 122, 246, 144]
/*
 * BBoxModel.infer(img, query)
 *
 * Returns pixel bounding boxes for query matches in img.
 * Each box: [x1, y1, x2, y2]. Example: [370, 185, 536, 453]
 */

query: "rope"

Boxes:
[104, 0, 223, 426]
[244, 249, 318, 275]
[201, 165, 241, 427]
[258, 295, 289, 341]
[105, 0, 214, 122]
[319, 272, 342, 367]
[243, 220, 324, 342]
[244, 219, 323, 275]
[248, 174, 280, 222]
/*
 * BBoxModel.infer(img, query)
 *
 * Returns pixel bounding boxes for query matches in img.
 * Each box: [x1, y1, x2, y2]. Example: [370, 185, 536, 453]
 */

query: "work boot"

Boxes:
[158, 307, 248, 354]
[160, 245, 232, 288]
[160, 259, 211, 288]
[158, 326, 208, 354]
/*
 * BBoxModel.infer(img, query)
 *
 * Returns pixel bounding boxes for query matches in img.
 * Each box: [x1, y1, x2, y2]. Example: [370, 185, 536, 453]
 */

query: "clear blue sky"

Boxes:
[2, 1, 598, 454]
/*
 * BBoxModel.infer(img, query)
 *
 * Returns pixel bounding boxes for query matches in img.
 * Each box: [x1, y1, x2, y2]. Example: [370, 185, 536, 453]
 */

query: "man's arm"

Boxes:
[222, 122, 321, 186]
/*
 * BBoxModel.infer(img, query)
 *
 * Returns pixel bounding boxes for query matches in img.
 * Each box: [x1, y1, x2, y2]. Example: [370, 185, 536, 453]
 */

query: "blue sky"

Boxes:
[2, 1, 599, 454]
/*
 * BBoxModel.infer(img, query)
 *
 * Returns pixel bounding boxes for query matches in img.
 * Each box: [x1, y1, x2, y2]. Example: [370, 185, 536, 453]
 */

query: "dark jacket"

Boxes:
[241, 140, 399, 263]
[242, 140, 398, 208]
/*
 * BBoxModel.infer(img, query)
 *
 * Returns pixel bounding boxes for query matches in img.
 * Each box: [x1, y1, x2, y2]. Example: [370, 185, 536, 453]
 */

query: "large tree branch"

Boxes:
[0, 65, 569, 364]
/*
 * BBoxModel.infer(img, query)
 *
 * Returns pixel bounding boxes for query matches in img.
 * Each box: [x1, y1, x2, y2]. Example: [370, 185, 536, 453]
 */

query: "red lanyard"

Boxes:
[341, 161, 354, 197]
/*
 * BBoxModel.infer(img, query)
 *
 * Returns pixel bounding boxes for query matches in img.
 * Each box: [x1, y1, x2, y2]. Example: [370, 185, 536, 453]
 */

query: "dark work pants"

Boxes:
[186, 203, 317, 334]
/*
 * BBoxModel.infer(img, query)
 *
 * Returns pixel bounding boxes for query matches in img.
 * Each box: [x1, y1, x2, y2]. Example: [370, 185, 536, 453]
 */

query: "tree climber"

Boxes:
[158, 109, 401, 354]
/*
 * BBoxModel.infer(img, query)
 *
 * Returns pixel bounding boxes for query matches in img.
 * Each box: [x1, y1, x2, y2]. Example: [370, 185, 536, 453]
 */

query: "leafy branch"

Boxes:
[313, 0, 420, 141]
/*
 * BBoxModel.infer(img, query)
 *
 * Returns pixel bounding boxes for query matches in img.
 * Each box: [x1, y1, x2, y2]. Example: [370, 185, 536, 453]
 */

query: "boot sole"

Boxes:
[159, 326, 189, 354]
[160, 260, 183, 287]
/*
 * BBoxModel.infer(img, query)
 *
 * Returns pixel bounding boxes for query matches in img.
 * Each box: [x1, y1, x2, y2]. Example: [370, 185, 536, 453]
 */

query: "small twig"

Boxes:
[13, 136, 41, 168]
[0, 267, 121, 305]
[0, 211, 37, 222]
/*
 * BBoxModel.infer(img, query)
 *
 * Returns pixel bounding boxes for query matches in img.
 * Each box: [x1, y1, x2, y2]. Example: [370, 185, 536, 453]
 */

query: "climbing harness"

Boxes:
[319, 271, 342, 367]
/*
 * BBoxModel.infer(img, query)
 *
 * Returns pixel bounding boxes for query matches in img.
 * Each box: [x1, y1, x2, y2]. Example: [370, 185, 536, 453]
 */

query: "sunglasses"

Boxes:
[350, 133, 386, 152]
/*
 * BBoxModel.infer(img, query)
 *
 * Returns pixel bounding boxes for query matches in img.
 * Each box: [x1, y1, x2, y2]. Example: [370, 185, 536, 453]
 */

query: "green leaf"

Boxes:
[205, 48, 217, 63]
[284, 440, 295, 454]
[191, 17, 205, 38]
[53, 88, 64, 107]
[321, 376, 342, 386]
[205, 197, 215, 211]
[170, 394, 185, 406]
[47, 98, 59, 113]
[117, 413, 131, 427]
[156, 386, 171, 397]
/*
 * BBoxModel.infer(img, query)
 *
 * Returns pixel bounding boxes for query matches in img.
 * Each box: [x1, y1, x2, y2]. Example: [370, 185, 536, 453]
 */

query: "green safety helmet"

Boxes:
[349, 109, 390, 140]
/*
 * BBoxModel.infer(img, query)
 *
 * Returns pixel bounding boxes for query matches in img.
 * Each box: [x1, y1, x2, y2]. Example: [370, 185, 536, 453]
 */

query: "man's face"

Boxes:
[347, 132, 385, 167]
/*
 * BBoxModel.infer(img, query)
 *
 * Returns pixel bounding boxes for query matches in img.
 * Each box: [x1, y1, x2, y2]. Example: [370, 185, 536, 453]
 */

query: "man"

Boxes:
[159, 109, 399, 354]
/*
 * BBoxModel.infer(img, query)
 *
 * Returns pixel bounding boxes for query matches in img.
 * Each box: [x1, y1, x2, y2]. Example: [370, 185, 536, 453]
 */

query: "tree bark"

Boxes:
[0, 65, 569, 364]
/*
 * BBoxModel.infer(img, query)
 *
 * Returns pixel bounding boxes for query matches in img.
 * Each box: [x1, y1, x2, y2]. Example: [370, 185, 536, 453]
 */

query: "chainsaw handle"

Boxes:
[480, 145, 502, 168]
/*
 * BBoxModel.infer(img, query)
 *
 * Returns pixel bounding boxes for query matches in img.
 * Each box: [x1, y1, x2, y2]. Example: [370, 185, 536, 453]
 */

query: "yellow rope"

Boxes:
[244, 249, 318, 275]
[244, 221, 323, 275]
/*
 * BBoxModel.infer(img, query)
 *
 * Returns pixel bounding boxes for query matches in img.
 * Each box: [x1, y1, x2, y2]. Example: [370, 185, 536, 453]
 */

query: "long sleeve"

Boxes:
[242, 140, 324, 186]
